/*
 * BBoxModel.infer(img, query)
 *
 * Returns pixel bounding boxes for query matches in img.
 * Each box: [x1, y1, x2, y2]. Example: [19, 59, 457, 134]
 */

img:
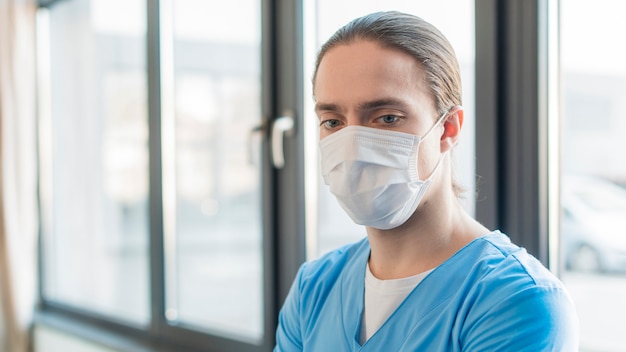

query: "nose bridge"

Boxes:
[345, 108, 365, 127]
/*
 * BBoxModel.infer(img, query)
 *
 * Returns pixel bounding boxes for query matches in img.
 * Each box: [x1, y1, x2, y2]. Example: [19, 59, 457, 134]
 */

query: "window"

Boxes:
[162, 0, 263, 340]
[37, 0, 277, 350]
[559, 0, 626, 349]
[39, 0, 150, 325]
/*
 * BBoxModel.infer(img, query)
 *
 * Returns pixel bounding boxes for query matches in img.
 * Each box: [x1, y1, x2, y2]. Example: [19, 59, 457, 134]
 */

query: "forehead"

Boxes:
[313, 40, 433, 109]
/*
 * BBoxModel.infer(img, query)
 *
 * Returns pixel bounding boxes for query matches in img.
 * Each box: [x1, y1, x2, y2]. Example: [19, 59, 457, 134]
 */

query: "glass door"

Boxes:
[160, 0, 265, 343]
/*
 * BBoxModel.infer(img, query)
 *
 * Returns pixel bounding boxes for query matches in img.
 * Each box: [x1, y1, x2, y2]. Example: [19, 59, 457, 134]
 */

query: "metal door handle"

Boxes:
[271, 113, 295, 169]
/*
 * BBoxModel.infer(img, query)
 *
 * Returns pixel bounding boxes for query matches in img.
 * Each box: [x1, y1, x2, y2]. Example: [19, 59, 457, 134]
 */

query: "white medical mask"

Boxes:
[319, 111, 448, 230]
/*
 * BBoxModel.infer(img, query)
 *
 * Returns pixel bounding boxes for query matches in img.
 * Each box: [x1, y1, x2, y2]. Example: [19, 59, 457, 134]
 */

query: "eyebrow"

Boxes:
[357, 98, 409, 112]
[314, 102, 341, 114]
[314, 98, 409, 114]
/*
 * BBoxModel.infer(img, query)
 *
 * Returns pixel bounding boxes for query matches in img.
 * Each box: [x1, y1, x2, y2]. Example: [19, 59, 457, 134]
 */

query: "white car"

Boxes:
[561, 176, 626, 273]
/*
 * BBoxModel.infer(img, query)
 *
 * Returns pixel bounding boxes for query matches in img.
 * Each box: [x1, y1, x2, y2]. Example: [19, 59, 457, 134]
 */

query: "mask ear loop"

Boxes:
[420, 107, 455, 181]
[421, 107, 452, 141]
[423, 150, 448, 182]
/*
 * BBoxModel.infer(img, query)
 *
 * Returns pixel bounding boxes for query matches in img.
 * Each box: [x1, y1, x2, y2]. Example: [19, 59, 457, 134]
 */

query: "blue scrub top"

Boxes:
[275, 231, 579, 351]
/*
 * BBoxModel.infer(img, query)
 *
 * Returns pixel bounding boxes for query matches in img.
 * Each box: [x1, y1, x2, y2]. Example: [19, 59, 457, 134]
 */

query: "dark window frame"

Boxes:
[475, 0, 553, 266]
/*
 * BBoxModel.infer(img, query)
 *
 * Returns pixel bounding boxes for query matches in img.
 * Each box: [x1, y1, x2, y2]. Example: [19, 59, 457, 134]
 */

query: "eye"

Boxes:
[378, 115, 400, 124]
[321, 119, 342, 129]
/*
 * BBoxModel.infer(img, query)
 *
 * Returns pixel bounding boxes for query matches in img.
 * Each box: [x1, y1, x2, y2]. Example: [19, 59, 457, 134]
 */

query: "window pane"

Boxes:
[40, 0, 149, 324]
[560, 1, 626, 350]
[162, 0, 263, 342]
[305, 0, 476, 257]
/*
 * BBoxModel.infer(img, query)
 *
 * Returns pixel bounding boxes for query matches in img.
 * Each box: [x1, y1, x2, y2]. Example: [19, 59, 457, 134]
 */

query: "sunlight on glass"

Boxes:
[172, 0, 259, 44]
[560, 1, 626, 350]
[91, 0, 145, 35]
[40, 0, 149, 324]
[162, 0, 263, 342]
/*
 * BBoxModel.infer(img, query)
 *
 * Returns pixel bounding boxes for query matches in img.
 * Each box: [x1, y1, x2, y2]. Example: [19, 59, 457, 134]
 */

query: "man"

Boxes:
[275, 11, 578, 351]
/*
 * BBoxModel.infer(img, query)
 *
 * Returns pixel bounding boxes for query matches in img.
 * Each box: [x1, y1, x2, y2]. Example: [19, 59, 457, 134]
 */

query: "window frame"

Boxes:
[34, 0, 302, 351]
[475, 0, 555, 266]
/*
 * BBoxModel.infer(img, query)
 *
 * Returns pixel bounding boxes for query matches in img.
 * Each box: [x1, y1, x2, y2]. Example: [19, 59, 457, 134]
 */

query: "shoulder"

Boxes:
[440, 231, 574, 314]
[456, 231, 579, 350]
[462, 231, 573, 310]
[470, 231, 564, 290]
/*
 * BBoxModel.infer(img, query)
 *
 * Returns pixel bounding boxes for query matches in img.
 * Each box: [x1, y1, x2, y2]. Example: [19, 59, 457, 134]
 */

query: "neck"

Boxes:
[366, 188, 488, 280]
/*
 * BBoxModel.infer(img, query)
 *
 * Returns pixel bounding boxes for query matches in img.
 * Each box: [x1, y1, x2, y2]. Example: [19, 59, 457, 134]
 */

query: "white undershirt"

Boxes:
[360, 263, 433, 344]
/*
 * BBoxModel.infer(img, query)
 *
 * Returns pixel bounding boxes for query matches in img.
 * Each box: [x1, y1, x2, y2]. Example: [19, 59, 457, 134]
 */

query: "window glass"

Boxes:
[162, 0, 263, 342]
[560, 1, 626, 349]
[304, 0, 476, 257]
[40, 0, 149, 324]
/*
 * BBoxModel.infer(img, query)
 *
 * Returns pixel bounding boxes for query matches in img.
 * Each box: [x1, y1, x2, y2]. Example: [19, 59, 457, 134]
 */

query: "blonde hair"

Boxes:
[313, 11, 462, 116]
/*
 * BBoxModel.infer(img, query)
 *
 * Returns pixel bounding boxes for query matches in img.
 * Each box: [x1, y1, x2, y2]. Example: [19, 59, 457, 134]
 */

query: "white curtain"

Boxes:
[0, 0, 39, 351]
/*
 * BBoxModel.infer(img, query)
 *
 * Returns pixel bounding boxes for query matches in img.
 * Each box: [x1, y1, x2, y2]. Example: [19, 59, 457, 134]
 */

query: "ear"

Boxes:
[440, 106, 463, 152]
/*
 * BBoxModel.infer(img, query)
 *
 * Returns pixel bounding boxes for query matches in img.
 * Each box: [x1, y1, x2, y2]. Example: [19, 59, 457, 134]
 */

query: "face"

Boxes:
[314, 39, 445, 176]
